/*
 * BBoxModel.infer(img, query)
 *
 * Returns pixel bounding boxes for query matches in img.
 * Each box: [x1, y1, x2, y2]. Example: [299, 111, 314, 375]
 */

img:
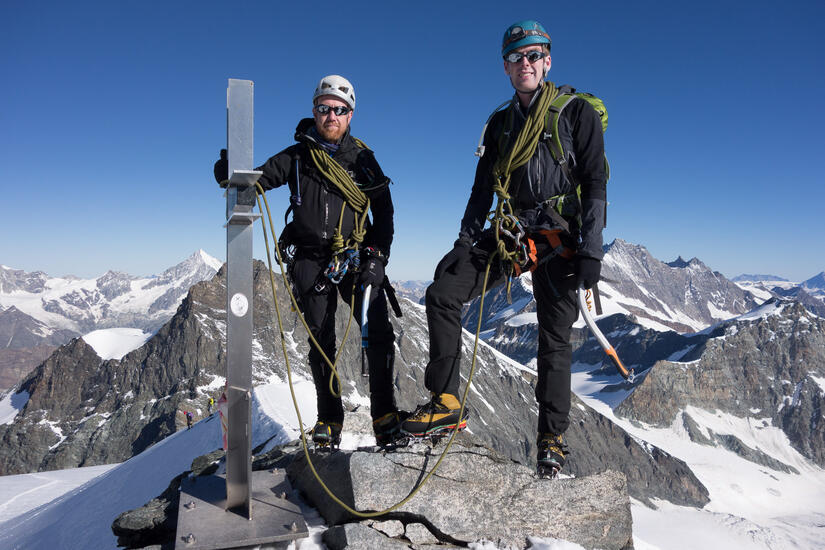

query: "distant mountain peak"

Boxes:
[195, 249, 223, 272]
[731, 273, 789, 283]
[151, 250, 221, 283]
[666, 256, 690, 268]
[802, 271, 825, 291]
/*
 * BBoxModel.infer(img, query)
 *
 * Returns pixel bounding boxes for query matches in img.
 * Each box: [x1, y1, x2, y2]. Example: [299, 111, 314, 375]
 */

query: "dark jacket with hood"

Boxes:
[255, 118, 394, 258]
[458, 84, 606, 260]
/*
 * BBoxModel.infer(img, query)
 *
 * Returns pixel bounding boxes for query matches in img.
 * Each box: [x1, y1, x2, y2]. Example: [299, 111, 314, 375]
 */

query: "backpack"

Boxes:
[476, 87, 609, 229]
[543, 90, 609, 225]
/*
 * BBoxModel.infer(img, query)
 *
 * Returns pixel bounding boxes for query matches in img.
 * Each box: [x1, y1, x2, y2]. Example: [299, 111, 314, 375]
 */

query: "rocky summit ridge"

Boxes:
[113, 412, 635, 550]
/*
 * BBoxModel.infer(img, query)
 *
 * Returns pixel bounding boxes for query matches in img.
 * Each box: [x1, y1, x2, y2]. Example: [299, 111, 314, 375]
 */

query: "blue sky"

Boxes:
[3, 1, 824, 282]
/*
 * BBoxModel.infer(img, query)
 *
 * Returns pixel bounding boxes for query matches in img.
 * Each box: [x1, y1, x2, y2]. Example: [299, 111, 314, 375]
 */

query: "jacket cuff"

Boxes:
[578, 198, 606, 260]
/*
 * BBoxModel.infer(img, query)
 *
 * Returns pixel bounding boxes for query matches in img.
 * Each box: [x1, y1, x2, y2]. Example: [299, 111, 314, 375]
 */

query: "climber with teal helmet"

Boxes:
[402, 20, 607, 478]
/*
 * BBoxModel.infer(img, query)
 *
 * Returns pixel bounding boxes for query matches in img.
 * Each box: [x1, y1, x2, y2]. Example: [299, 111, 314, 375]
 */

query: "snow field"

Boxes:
[571, 364, 825, 550]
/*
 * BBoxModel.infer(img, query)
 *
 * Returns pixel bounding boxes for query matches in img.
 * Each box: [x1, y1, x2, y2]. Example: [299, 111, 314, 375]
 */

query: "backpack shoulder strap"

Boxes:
[542, 92, 581, 225]
[544, 92, 578, 164]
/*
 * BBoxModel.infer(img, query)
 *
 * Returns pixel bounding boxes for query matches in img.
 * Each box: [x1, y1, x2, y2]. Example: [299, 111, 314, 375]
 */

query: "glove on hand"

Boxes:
[214, 149, 228, 187]
[359, 257, 385, 290]
[434, 238, 471, 280]
[575, 256, 601, 290]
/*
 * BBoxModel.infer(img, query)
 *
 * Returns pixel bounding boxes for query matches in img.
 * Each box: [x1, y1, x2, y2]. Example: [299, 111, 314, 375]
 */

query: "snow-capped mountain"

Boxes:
[389, 279, 430, 305]
[0, 251, 222, 390]
[599, 239, 760, 332]
[0, 307, 78, 389]
[733, 270, 825, 318]
[802, 272, 825, 298]
[462, 238, 761, 349]
[568, 300, 825, 550]
[614, 299, 825, 469]
[459, 238, 825, 473]
[0, 250, 222, 335]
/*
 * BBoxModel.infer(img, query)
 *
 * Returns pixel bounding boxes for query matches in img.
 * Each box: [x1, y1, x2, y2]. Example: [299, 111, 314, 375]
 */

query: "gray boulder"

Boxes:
[288, 436, 633, 550]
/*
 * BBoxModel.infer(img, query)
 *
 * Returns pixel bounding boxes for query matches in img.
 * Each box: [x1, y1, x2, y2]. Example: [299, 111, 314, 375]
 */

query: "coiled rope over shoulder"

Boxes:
[307, 139, 370, 255]
[489, 82, 558, 299]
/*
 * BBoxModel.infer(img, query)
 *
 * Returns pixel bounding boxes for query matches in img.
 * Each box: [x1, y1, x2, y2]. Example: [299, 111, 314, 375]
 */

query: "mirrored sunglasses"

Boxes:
[503, 50, 548, 64]
[315, 104, 351, 116]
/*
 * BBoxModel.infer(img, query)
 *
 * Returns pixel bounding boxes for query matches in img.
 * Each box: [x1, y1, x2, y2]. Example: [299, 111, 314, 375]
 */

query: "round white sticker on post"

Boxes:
[230, 293, 249, 317]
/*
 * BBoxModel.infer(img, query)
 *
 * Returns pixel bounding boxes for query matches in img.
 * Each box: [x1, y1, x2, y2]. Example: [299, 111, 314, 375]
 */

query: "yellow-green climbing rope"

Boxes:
[255, 183, 499, 519]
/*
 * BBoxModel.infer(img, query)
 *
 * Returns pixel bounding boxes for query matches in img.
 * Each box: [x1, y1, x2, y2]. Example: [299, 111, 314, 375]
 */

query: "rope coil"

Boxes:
[488, 82, 558, 302]
[307, 140, 371, 257]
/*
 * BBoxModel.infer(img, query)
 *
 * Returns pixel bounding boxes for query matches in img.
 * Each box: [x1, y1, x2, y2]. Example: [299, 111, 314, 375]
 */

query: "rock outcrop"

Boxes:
[288, 436, 633, 550]
[617, 300, 825, 468]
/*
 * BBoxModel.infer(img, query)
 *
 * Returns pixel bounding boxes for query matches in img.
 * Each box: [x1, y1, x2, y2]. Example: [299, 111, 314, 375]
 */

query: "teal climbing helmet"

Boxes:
[501, 20, 551, 57]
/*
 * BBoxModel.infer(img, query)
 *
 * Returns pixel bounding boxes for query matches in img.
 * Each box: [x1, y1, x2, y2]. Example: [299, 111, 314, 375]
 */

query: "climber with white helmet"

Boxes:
[214, 75, 404, 449]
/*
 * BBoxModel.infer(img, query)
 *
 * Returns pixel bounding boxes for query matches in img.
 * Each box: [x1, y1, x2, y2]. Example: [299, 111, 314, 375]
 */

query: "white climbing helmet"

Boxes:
[312, 74, 356, 111]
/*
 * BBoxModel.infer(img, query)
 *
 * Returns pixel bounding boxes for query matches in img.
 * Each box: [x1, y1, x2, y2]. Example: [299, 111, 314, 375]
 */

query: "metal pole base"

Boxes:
[175, 470, 308, 549]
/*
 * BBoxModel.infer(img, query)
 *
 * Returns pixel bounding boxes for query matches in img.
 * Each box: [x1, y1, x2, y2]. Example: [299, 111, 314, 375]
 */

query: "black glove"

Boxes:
[576, 256, 601, 290]
[214, 148, 228, 187]
[359, 257, 385, 290]
[434, 238, 471, 280]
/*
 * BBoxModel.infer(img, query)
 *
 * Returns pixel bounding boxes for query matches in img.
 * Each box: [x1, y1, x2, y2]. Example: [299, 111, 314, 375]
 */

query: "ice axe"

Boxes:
[577, 286, 635, 382]
[360, 284, 371, 377]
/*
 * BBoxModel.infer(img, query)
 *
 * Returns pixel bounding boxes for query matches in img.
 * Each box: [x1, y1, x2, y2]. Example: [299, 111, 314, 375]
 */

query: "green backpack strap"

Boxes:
[543, 93, 579, 220]
[545, 93, 578, 165]
[573, 92, 610, 182]
[542, 91, 610, 220]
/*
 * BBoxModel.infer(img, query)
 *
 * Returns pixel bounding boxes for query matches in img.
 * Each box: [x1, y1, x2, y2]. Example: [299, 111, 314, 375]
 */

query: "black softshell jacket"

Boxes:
[459, 86, 607, 260]
[256, 118, 394, 257]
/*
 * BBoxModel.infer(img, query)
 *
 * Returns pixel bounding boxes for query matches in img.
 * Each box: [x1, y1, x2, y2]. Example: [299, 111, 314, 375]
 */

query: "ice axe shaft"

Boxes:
[577, 287, 634, 382]
[360, 284, 371, 377]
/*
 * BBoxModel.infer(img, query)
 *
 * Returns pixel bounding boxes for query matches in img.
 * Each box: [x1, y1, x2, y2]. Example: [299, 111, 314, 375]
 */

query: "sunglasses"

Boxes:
[503, 50, 548, 64]
[315, 104, 351, 116]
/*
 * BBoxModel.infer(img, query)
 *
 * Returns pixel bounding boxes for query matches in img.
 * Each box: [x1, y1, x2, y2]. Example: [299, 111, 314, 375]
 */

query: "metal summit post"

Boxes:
[173, 79, 307, 549]
[223, 78, 260, 516]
